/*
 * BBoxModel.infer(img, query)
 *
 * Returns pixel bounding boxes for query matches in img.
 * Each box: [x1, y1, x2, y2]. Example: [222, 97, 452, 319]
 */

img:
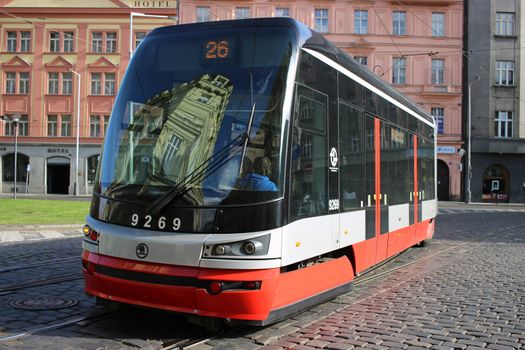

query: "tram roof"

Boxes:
[149, 18, 435, 127]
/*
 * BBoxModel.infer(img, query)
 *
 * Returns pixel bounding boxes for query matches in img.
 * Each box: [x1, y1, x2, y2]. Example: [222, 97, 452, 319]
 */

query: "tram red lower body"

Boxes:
[82, 219, 433, 322]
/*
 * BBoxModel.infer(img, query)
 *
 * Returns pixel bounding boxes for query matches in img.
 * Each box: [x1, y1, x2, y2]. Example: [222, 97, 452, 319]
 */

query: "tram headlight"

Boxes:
[242, 240, 263, 255]
[213, 245, 227, 256]
[203, 234, 270, 258]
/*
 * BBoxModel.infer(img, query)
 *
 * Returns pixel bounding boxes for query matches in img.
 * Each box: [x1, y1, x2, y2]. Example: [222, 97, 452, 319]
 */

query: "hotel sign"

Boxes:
[128, 0, 177, 8]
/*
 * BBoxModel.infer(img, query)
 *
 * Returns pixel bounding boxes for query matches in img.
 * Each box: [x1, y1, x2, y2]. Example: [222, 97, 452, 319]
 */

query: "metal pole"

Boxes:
[13, 121, 18, 199]
[129, 12, 134, 58]
[70, 70, 81, 196]
[467, 77, 479, 204]
[467, 83, 472, 204]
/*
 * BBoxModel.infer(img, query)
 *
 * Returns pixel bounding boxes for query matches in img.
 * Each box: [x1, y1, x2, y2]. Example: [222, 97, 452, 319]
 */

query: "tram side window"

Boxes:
[339, 103, 365, 211]
[290, 84, 328, 220]
[339, 74, 362, 107]
[389, 127, 409, 204]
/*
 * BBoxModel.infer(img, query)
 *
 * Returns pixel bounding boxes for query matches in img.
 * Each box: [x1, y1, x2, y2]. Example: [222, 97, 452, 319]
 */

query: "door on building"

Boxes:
[47, 156, 70, 194]
[437, 160, 450, 201]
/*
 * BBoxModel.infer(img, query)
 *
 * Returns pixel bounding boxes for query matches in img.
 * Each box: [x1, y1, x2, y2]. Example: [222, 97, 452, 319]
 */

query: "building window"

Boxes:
[431, 108, 444, 134]
[19, 72, 29, 94]
[18, 115, 29, 136]
[49, 31, 75, 52]
[235, 7, 250, 19]
[62, 72, 72, 95]
[47, 115, 58, 136]
[495, 111, 512, 138]
[393, 11, 406, 35]
[355, 10, 368, 34]
[91, 73, 101, 95]
[48, 72, 72, 95]
[48, 72, 59, 94]
[5, 72, 29, 94]
[196, 6, 210, 22]
[432, 13, 445, 37]
[315, 9, 329, 33]
[104, 73, 116, 95]
[63, 32, 74, 52]
[50, 31, 60, 52]
[92, 32, 103, 53]
[6, 72, 16, 93]
[275, 8, 289, 17]
[106, 32, 117, 53]
[6, 31, 17, 52]
[495, 61, 514, 86]
[61, 115, 71, 137]
[392, 57, 406, 84]
[135, 32, 146, 49]
[5, 31, 31, 52]
[495, 12, 515, 36]
[90, 115, 101, 137]
[87, 154, 100, 184]
[431, 59, 444, 84]
[20, 31, 31, 52]
[355, 56, 368, 66]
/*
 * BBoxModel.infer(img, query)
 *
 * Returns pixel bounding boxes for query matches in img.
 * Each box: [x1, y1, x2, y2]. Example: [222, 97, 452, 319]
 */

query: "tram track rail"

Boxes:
[0, 273, 83, 295]
[0, 256, 79, 273]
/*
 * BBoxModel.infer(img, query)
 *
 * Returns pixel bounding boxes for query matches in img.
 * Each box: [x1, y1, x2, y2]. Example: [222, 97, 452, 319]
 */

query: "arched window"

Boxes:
[482, 164, 509, 202]
[2, 153, 29, 182]
[87, 154, 100, 184]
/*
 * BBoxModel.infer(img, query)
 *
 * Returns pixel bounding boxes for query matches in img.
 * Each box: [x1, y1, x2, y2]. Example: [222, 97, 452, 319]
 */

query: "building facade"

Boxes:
[0, 0, 176, 195]
[466, 0, 525, 203]
[179, 0, 464, 201]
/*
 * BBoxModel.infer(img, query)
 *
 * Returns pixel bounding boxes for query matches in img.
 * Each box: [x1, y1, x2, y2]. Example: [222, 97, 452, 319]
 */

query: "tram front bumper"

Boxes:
[82, 250, 280, 321]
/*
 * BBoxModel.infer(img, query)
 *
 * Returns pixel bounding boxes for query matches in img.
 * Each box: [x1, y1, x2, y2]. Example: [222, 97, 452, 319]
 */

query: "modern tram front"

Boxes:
[81, 19, 318, 325]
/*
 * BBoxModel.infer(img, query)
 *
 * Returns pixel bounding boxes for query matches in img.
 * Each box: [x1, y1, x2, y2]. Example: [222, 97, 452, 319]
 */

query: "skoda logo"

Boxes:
[330, 147, 338, 167]
[136, 243, 149, 259]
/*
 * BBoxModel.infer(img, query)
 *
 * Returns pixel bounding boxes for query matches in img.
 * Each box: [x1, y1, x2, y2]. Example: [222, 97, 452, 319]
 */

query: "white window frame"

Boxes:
[495, 111, 513, 138]
[392, 57, 406, 84]
[431, 108, 444, 134]
[495, 60, 514, 86]
[393, 11, 406, 36]
[196, 6, 210, 22]
[354, 10, 368, 34]
[431, 59, 444, 84]
[431, 13, 445, 37]
[315, 9, 329, 33]
[495, 12, 515, 36]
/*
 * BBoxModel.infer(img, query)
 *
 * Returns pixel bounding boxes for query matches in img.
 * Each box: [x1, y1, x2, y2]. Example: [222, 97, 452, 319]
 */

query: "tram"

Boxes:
[82, 17, 437, 326]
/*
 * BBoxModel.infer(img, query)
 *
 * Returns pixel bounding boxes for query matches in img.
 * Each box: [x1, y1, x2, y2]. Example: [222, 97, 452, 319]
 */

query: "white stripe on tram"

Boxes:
[302, 48, 435, 128]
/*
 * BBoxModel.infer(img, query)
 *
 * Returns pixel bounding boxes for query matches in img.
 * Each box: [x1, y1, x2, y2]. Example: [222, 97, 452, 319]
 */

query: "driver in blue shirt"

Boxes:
[238, 156, 277, 191]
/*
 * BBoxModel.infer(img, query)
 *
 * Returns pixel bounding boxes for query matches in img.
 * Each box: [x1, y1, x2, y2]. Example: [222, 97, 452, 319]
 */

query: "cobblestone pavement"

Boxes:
[0, 205, 523, 349]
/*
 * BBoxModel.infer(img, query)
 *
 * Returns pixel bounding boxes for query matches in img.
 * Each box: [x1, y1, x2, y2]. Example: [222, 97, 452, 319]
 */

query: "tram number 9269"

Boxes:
[131, 214, 182, 231]
[328, 199, 340, 211]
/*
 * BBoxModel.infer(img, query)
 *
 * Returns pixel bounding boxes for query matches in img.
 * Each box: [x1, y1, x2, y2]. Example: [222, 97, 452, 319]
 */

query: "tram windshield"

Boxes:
[96, 25, 294, 206]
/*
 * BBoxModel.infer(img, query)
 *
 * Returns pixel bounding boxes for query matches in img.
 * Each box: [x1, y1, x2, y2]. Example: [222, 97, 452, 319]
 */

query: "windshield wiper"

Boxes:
[148, 104, 256, 215]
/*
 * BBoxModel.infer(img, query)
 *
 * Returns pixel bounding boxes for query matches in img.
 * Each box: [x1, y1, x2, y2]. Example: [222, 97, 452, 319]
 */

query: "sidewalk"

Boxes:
[0, 193, 91, 201]
[0, 224, 82, 244]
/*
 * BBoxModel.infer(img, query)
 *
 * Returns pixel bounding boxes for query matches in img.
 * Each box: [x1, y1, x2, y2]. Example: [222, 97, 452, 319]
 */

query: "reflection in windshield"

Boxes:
[117, 75, 233, 188]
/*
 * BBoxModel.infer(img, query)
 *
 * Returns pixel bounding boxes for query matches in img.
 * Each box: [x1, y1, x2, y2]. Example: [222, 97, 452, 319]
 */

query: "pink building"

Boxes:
[0, 1, 176, 194]
[179, 0, 464, 201]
